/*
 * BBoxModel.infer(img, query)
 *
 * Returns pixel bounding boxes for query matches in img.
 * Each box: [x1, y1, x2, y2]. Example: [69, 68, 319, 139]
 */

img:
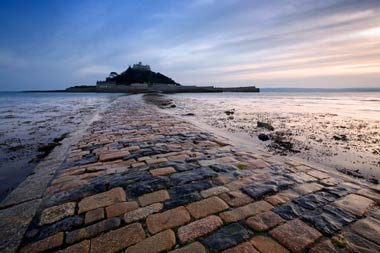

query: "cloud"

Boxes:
[78, 65, 114, 75]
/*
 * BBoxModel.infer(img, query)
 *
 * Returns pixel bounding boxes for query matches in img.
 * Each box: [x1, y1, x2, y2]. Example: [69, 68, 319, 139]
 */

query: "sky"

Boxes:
[0, 0, 379, 91]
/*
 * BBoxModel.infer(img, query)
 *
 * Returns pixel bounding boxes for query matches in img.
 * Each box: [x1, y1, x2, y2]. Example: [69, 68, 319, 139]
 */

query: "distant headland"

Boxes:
[27, 62, 260, 93]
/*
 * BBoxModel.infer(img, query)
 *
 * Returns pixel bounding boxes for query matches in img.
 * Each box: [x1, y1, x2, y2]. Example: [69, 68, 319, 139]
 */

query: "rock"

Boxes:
[183, 113, 195, 116]
[258, 133, 269, 141]
[170, 104, 176, 108]
[333, 134, 348, 141]
[201, 223, 252, 251]
[257, 121, 274, 131]
[224, 110, 234, 115]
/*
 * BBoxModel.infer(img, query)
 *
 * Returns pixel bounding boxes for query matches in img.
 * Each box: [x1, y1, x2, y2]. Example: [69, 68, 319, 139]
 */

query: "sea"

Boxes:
[0, 90, 379, 201]
[0, 92, 120, 201]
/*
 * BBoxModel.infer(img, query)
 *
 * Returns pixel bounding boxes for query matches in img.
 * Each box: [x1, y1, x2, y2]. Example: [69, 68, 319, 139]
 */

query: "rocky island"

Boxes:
[65, 62, 260, 93]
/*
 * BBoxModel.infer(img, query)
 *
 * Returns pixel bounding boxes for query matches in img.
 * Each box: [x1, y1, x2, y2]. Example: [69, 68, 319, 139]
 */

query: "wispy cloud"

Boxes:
[0, 0, 379, 90]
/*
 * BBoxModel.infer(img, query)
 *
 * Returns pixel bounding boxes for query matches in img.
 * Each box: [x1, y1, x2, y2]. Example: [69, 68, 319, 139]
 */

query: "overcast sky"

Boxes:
[0, 0, 379, 90]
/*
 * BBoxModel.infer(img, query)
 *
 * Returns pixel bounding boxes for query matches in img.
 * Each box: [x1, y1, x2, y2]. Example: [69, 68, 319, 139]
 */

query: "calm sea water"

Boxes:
[169, 91, 380, 182]
[0, 92, 120, 201]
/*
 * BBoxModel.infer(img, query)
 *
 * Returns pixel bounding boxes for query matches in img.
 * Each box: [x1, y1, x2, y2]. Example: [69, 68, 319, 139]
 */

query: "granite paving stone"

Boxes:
[125, 229, 176, 253]
[186, 196, 229, 218]
[170, 167, 217, 185]
[219, 190, 253, 207]
[332, 231, 380, 253]
[124, 203, 163, 223]
[220, 200, 273, 222]
[200, 186, 229, 198]
[333, 194, 375, 216]
[78, 187, 126, 213]
[39, 202, 76, 225]
[55, 240, 90, 253]
[201, 223, 252, 251]
[269, 219, 322, 253]
[223, 242, 259, 253]
[168, 242, 206, 253]
[66, 217, 120, 244]
[84, 208, 104, 224]
[177, 215, 223, 243]
[250, 235, 289, 253]
[164, 192, 202, 210]
[138, 189, 170, 206]
[90, 223, 146, 253]
[146, 206, 191, 234]
[265, 189, 299, 206]
[105, 201, 139, 218]
[351, 217, 380, 245]
[246, 211, 284, 231]
[20, 232, 64, 253]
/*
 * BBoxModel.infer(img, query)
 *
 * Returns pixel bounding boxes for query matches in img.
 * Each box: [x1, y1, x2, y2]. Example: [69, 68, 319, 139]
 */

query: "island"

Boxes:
[31, 62, 260, 93]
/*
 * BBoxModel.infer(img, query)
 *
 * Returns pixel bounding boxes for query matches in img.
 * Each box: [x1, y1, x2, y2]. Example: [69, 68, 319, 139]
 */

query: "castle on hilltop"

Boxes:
[132, 62, 150, 71]
[93, 62, 259, 93]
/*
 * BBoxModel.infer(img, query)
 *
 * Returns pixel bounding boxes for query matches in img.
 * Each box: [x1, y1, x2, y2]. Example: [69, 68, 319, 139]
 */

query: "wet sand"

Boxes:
[0, 93, 119, 200]
[157, 93, 380, 184]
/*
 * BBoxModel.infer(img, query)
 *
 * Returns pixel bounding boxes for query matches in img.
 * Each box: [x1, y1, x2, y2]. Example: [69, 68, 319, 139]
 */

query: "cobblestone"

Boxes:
[270, 219, 322, 253]
[125, 229, 176, 253]
[220, 200, 273, 222]
[90, 223, 145, 253]
[8, 96, 380, 253]
[178, 215, 223, 243]
[201, 223, 252, 251]
[186, 196, 229, 218]
[146, 206, 190, 234]
[251, 235, 289, 253]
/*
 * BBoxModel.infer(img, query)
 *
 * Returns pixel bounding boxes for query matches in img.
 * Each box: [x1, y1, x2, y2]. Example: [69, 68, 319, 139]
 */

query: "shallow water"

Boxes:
[168, 91, 380, 183]
[0, 92, 120, 201]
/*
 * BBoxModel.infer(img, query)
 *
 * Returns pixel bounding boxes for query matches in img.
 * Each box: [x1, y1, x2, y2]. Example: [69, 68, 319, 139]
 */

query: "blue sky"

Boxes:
[0, 0, 379, 90]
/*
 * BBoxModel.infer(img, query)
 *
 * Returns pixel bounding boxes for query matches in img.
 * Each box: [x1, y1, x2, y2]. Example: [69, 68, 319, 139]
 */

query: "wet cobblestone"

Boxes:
[6, 95, 380, 253]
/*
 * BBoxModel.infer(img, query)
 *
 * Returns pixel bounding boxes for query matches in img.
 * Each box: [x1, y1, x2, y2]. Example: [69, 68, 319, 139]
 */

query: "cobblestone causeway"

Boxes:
[2, 95, 380, 253]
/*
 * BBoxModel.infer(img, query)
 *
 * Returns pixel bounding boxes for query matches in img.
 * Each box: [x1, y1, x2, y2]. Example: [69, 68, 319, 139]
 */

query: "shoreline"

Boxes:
[1, 94, 380, 253]
[162, 93, 380, 185]
[0, 93, 119, 201]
